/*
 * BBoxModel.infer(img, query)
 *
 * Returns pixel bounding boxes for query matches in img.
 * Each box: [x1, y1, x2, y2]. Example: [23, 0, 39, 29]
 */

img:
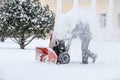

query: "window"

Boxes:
[100, 14, 107, 28]
[118, 14, 120, 28]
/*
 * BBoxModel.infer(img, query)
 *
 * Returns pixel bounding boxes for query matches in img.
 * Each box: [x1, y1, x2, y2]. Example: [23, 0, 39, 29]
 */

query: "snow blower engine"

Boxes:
[52, 39, 70, 64]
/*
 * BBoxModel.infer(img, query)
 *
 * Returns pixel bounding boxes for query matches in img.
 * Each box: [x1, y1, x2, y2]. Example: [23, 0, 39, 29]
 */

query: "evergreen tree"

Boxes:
[0, 0, 55, 49]
[0, 1, 12, 42]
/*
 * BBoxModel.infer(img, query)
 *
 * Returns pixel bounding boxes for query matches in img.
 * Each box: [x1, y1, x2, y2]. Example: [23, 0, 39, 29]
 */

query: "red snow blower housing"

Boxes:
[35, 39, 70, 64]
[35, 47, 58, 63]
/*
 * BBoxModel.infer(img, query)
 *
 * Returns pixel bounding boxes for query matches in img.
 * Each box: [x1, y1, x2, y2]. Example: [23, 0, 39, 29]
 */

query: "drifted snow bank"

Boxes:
[53, 8, 94, 40]
[0, 39, 120, 80]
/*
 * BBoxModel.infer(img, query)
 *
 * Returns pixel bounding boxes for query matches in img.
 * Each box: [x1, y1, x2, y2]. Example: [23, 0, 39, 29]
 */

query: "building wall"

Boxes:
[62, 0, 73, 13]
[40, 0, 57, 13]
[79, 0, 90, 9]
[96, 0, 109, 40]
[115, 0, 120, 29]
[40, 0, 120, 41]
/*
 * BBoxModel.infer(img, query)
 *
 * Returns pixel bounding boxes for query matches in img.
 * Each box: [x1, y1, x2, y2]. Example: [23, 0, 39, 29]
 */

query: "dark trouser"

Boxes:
[81, 38, 90, 64]
[53, 46, 59, 57]
[81, 38, 97, 64]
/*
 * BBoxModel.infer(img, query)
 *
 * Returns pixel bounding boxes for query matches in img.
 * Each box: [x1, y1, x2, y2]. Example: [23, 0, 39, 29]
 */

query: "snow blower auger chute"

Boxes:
[35, 47, 58, 64]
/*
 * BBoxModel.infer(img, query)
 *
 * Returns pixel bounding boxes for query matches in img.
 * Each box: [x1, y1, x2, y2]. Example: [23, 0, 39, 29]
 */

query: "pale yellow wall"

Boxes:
[39, 0, 46, 6]
[40, 0, 91, 14]
[97, 0, 109, 13]
[79, 1, 90, 9]
[116, 0, 120, 12]
[62, 0, 91, 14]
[40, 0, 120, 29]
[96, 0, 109, 31]
[39, 0, 120, 41]
[62, 1, 73, 14]
[40, 0, 57, 13]
[40, 0, 120, 17]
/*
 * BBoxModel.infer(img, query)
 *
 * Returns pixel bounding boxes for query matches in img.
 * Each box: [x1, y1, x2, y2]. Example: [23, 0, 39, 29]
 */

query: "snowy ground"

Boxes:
[0, 38, 120, 80]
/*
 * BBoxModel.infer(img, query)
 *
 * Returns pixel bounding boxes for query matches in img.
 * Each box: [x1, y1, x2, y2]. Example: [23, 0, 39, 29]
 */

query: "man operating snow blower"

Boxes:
[51, 20, 97, 64]
[35, 20, 97, 64]
[35, 8, 97, 64]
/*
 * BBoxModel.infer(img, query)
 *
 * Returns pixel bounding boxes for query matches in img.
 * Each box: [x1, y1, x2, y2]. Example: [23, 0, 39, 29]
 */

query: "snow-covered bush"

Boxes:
[0, 0, 55, 49]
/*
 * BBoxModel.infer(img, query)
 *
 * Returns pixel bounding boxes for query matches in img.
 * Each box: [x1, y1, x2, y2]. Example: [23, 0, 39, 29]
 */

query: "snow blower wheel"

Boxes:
[58, 52, 70, 64]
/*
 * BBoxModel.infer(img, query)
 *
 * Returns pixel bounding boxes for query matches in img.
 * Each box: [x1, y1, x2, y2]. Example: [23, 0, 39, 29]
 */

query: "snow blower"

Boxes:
[35, 38, 70, 64]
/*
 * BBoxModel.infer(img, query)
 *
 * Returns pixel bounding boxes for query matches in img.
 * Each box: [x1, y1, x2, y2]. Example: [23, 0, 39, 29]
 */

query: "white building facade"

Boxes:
[42, 0, 120, 41]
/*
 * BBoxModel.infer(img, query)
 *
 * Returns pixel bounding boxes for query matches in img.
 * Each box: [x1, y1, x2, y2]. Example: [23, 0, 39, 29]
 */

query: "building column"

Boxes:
[90, 0, 97, 39]
[56, 0, 62, 20]
[90, 0, 96, 11]
[73, 0, 79, 8]
[108, 0, 115, 39]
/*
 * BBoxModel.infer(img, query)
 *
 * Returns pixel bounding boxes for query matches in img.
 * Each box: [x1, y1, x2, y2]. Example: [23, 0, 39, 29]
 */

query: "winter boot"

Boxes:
[87, 50, 97, 63]
[92, 54, 97, 63]
[82, 53, 89, 64]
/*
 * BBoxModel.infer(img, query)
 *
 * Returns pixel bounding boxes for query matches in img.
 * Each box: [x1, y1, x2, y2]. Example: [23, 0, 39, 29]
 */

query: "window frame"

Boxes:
[99, 13, 107, 28]
[118, 14, 120, 28]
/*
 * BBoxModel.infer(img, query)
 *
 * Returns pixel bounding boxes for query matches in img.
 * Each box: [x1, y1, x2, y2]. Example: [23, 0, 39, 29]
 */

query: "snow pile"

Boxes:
[53, 8, 93, 40]
[0, 39, 120, 80]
